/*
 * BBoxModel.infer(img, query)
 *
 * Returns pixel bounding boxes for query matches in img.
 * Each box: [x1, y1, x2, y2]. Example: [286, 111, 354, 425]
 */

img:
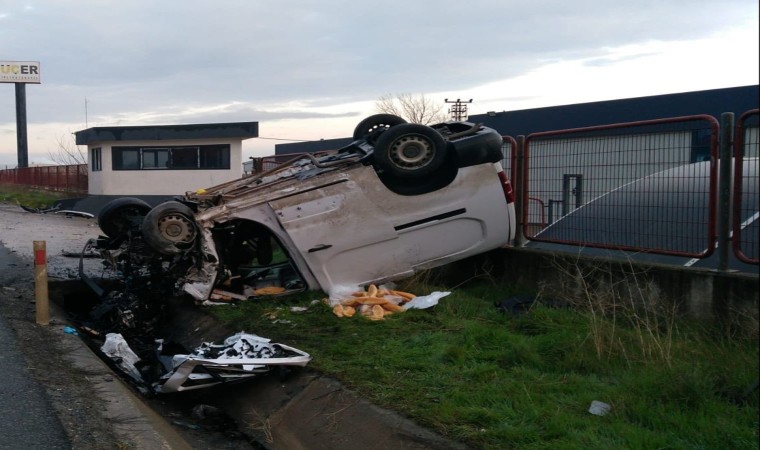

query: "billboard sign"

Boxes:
[1, 61, 41, 84]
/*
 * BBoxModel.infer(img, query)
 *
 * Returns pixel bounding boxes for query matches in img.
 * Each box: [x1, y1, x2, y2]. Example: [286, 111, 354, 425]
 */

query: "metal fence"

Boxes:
[505, 110, 758, 269]
[733, 109, 759, 263]
[520, 115, 720, 258]
[0, 164, 88, 193]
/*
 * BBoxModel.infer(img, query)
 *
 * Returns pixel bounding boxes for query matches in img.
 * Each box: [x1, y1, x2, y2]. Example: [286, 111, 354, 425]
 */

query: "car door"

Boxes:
[268, 175, 412, 289]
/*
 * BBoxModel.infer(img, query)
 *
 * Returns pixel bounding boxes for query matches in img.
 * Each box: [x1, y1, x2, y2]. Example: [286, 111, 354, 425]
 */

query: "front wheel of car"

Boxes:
[373, 123, 448, 178]
[97, 197, 152, 238]
[141, 201, 198, 255]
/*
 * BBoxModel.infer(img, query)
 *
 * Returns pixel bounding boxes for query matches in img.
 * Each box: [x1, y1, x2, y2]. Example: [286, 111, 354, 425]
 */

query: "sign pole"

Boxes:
[15, 82, 28, 168]
[2, 61, 40, 168]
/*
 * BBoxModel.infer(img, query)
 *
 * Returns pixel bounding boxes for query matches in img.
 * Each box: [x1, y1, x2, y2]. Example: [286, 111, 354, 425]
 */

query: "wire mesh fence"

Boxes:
[522, 115, 720, 258]
[733, 109, 759, 263]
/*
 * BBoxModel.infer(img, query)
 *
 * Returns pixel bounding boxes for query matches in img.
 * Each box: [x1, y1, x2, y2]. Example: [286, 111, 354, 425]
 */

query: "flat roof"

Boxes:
[75, 122, 258, 145]
[470, 85, 758, 136]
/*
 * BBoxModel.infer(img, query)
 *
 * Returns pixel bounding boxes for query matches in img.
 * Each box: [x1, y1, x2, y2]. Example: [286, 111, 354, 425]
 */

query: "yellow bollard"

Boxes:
[34, 240, 49, 326]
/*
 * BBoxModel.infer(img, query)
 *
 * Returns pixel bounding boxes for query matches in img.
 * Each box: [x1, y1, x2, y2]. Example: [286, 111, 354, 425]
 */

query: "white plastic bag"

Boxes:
[101, 333, 143, 382]
[402, 291, 450, 310]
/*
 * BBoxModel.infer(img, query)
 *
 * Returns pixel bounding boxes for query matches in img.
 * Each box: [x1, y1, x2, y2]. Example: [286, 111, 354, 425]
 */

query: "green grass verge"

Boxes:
[0, 184, 71, 208]
[209, 279, 759, 449]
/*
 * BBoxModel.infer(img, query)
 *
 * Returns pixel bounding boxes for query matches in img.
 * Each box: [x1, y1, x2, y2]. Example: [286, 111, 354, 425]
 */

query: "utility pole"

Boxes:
[445, 98, 473, 121]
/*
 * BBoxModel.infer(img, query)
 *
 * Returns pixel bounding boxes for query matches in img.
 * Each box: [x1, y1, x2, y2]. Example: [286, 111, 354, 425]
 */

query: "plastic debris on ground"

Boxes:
[494, 295, 537, 316]
[100, 333, 144, 383]
[98, 331, 311, 394]
[327, 284, 449, 320]
[588, 400, 612, 416]
[155, 332, 311, 393]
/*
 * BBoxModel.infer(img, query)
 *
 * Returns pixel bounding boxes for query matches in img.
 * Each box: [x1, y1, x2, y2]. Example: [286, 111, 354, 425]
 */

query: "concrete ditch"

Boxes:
[52, 279, 467, 450]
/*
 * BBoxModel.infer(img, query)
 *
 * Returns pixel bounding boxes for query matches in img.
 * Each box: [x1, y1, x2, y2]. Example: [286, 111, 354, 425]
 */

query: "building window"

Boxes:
[171, 147, 199, 169]
[90, 147, 102, 172]
[142, 148, 170, 169]
[200, 145, 230, 169]
[112, 145, 230, 170]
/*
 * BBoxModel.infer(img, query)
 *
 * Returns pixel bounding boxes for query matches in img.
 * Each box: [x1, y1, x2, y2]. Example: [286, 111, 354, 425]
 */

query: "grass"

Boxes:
[0, 184, 71, 208]
[209, 274, 759, 449]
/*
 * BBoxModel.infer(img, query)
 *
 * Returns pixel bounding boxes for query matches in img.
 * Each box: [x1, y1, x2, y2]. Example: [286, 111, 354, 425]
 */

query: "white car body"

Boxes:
[93, 117, 517, 301]
[182, 153, 515, 299]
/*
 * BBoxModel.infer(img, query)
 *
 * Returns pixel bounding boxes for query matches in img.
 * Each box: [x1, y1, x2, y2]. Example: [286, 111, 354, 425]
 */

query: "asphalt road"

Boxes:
[0, 249, 70, 449]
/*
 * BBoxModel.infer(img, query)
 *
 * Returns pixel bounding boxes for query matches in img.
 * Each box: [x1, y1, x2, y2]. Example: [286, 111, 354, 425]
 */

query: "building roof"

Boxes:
[75, 122, 259, 145]
[275, 137, 354, 155]
[470, 85, 759, 136]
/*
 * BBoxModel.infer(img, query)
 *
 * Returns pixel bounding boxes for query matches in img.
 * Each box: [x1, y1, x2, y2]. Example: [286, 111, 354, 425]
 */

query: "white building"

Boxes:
[74, 122, 258, 196]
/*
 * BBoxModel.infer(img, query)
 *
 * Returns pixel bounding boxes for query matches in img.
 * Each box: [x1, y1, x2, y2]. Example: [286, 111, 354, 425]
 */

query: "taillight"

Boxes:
[497, 171, 515, 204]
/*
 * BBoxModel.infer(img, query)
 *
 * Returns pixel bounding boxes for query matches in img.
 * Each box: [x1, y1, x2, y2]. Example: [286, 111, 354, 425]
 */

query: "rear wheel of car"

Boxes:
[373, 123, 448, 178]
[97, 197, 152, 238]
[352, 114, 407, 144]
[141, 201, 198, 255]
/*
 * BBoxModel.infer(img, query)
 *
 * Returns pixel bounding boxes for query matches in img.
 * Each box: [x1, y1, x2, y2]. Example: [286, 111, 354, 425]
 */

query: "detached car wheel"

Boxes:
[373, 123, 448, 178]
[97, 197, 152, 238]
[141, 201, 198, 255]
[352, 114, 406, 144]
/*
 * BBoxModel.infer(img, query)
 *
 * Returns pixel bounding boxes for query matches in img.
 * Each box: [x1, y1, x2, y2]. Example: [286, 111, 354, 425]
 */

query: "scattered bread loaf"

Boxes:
[330, 284, 416, 320]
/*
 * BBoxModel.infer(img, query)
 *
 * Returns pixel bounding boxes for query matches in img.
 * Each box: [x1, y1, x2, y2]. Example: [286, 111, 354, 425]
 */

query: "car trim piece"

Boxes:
[308, 244, 333, 253]
[394, 208, 467, 231]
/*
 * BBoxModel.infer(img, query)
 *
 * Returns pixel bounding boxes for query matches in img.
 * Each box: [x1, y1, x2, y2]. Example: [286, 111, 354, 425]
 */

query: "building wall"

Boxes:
[88, 138, 243, 195]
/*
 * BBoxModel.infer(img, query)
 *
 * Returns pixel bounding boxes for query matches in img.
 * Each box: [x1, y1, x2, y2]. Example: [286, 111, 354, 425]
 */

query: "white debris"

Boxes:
[588, 400, 612, 416]
[155, 331, 311, 394]
[402, 291, 451, 310]
[100, 333, 143, 382]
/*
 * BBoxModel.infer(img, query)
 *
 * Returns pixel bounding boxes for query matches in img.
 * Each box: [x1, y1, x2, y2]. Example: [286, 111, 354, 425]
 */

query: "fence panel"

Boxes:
[732, 109, 759, 264]
[0, 164, 88, 194]
[523, 115, 719, 258]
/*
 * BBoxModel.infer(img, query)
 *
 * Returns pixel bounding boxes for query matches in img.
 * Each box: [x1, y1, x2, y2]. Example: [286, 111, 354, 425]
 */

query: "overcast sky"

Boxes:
[1, 0, 758, 167]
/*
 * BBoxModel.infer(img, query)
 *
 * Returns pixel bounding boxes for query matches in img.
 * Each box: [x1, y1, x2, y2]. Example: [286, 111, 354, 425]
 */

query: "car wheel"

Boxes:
[352, 114, 407, 144]
[97, 197, 152, 238]
[373, 123, 448, 178]
[141, 201, 198, 255]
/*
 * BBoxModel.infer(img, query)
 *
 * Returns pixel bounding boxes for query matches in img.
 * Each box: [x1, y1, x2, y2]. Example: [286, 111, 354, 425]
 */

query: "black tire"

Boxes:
[373, 123, 448, 178]
[97, 197, 152, 238]
[352, 114, 407, 144]
[141, 201, 198, 255]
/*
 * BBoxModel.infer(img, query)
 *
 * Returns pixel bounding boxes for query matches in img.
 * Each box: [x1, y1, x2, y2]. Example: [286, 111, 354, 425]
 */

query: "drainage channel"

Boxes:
[49, 280, 468, 450]
[52, 279, 270, 449]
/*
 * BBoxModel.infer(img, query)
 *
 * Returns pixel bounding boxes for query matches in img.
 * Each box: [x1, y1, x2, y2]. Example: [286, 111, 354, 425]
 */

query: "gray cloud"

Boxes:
[0, 0, 756, 128]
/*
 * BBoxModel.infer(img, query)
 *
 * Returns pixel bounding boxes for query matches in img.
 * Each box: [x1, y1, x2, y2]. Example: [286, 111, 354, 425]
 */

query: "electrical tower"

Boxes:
[445, 98, 473, 121]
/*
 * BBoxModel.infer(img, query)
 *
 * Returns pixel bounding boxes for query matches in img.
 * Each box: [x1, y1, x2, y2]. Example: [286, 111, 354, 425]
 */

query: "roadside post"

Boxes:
[33, 240, 50, 325]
